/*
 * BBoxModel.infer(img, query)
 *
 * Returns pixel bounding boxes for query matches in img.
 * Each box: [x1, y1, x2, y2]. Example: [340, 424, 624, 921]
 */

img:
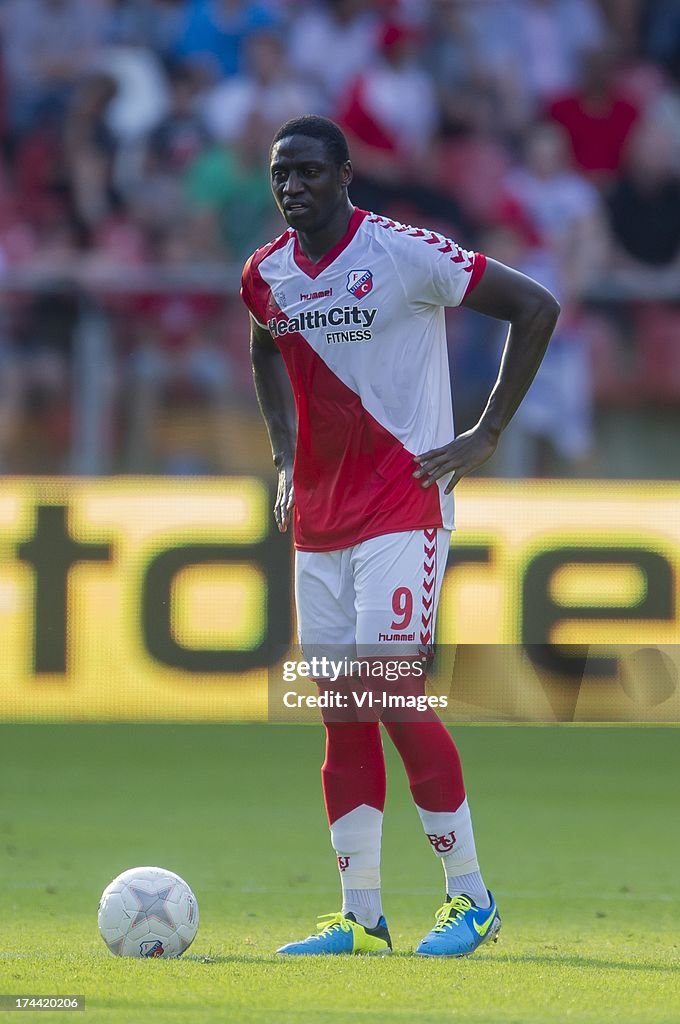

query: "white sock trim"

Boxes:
[415, 798, 481, 875]
[330, 803, 383, 891]
[341, 888, 383, 928]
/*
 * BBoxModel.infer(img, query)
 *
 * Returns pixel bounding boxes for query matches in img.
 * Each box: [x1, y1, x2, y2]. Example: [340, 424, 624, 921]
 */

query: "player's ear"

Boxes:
[339, 160, 353, 188]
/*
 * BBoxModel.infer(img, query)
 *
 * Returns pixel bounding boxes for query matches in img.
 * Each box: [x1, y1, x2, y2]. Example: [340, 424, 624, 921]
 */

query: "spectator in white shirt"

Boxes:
[287, 0, 379, 111]
[201, 30, 320, 148]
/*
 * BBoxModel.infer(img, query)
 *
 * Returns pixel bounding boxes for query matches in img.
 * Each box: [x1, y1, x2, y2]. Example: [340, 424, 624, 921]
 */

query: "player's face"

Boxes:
[270, 136, 352, 233]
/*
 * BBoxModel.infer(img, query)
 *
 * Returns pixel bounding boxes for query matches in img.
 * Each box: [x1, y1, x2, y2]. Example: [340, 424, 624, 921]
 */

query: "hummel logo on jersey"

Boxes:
[268, 306, 377, 339]
[347, 269, 373, 298]
[300, 287, 332, 302]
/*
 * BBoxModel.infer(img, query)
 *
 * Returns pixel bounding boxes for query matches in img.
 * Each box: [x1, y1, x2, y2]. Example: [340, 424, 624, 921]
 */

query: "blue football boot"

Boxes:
[416, 892, 501, 957]
[277, 911, 392, 955]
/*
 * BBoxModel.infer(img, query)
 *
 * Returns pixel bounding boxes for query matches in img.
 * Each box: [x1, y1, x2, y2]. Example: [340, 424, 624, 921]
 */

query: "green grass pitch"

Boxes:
[1, 723, 678, 1024]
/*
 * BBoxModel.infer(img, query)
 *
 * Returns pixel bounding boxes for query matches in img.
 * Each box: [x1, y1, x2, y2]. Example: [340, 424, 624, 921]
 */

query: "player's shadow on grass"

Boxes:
[487, 952, 676, 973]
[185, 952, 675, 971]
[186, 953, 413, 964]
[185, 953, 279, 964]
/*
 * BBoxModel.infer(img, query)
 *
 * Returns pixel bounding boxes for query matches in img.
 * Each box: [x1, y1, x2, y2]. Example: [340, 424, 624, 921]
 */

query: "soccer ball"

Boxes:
[98, 866, 199, 958]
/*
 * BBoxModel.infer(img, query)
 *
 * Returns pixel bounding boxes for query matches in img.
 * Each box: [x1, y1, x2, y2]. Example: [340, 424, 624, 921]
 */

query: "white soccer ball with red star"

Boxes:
[98, 866, 199, 958]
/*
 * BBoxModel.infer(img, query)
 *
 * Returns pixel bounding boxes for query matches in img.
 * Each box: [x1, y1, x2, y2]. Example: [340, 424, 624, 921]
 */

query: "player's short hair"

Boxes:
[270, 116, 350, 168]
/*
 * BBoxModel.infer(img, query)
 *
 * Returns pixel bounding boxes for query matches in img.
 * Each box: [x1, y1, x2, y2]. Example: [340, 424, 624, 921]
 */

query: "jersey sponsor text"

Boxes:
[268, 306, 377, 338]
[241, 208, 486, 550]
[326, 329, 372, 344]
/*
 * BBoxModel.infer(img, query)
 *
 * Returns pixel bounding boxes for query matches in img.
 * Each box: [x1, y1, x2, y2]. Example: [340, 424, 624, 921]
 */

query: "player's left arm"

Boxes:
[414, 257, 560, 492]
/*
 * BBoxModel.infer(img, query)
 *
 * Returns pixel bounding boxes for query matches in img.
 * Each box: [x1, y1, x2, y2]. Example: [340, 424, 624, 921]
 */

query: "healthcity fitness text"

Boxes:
[279, 656, 448, 712]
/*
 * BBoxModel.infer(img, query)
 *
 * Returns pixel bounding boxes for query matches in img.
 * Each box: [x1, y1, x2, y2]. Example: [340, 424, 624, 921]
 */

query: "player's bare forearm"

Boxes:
[250, 316, 297, 530]
[466, 259, 560, 438]
[415, 259, 560, 492]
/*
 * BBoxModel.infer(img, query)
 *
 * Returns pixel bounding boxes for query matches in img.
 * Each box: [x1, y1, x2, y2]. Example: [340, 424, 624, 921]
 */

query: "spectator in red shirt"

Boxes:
[335, 21, 468, 232]
[336, 21, 437, 182]
[124, 227, 234, 472]
[548, 46, 640, 182]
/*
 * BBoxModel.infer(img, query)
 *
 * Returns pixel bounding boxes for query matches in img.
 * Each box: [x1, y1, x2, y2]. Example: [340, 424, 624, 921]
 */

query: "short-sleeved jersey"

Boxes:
[241, 207, 486, 551]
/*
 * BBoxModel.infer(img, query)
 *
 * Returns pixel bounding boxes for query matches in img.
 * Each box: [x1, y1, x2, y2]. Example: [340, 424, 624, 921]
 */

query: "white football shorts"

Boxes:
[295, 528, 451, 659]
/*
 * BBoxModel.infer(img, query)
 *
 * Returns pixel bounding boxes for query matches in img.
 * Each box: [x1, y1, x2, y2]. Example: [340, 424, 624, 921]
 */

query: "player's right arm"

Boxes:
[249, 315, 296, 532]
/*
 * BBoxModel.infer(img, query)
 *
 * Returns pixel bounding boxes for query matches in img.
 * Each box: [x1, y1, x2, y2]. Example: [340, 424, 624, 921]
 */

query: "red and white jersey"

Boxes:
[241, 208, 486, 551]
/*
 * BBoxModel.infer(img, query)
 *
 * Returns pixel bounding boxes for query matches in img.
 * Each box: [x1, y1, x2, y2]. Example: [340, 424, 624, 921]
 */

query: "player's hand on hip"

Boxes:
[275, 462, 295, 532]
[414, 426, 499, 494]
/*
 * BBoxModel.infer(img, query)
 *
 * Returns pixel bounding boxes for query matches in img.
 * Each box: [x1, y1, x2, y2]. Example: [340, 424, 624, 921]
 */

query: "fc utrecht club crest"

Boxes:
[140, 939, 165, 958]
[346, 269, 373, 298]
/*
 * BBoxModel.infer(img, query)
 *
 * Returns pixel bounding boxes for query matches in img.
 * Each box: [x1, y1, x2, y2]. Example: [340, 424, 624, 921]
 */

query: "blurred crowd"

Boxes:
[0, 0, 679, 475]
